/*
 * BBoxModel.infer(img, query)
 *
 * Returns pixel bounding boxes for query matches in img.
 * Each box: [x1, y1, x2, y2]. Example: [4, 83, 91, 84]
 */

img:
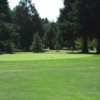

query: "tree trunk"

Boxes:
[82, 35, 89, 53]
[96, 36, 100, 54]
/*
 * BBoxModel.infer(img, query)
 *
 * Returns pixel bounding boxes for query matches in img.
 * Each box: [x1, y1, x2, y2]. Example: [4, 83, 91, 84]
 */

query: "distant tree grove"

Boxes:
[0, 0, 100, 54]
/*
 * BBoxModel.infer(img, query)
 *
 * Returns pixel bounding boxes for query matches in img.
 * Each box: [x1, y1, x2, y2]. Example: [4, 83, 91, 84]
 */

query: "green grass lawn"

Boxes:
[0, 53, 100, 100]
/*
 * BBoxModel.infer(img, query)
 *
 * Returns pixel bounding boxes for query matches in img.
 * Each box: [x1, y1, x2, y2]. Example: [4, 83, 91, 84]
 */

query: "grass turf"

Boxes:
[0, 53, 100, 100]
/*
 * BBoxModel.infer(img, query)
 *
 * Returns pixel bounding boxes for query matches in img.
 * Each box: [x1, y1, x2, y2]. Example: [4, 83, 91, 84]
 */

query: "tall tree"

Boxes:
[13, 0, 43, 51]
[0, 0, 16, 53]
[90, 0, 100, 54]
[58, 0, 98, 53]
[58, 0, 79, 50]
[78, 0, 94, 53]
[0, 0, 11, 22]
[78, 0, 100, 54]
[30, 32, 43, 52]
[43, 21, 58, 49]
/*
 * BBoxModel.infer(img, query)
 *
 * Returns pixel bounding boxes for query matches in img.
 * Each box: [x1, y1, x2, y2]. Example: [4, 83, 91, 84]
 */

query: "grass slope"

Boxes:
[0, 53, 100, 100]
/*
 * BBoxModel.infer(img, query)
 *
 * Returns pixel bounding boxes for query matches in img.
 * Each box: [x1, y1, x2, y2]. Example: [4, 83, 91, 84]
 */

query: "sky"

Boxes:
[8, 0, 64, 21]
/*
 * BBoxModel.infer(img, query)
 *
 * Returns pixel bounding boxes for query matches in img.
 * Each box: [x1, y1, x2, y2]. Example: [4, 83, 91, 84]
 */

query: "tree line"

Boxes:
[58, 0, 100, 54]
[0, 0, 100, 54]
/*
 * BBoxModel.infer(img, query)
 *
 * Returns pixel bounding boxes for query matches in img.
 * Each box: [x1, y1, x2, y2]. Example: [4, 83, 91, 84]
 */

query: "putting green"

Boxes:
[0, 53, 92, 61]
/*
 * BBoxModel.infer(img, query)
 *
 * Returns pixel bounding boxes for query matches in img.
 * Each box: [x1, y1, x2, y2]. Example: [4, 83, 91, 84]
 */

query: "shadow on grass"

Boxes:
[0, 51, 15, 55]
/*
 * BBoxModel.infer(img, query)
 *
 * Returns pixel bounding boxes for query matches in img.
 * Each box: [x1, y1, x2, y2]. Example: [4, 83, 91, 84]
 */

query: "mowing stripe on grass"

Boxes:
[0, 53, 92, 61]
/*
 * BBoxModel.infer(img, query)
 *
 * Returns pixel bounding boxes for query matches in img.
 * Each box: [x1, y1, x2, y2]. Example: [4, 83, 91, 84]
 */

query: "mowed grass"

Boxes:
[0, 53, 92, 61]
[0, 53, 100, 100]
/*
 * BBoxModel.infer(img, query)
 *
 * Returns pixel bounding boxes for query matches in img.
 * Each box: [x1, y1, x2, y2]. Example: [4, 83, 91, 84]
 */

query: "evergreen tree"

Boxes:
[58, 0, 97, 53]
[78, 0, 100, 53]
[54, 31, 62, 51]
[43, 21, 58, 49]
[0, 0, 17, 53]
[13, 0, 43, 51]
[30, 32, 43, 52]
[78, 0, 93, 53]
[0, 22, 20, 52]
[58, 0, 79, 51]
[0, 0, 11, 22]
[90, 0, 100, 54]
[54, 41, 61, 52]
[54, 34, 61, 52]
[43, 27, 55, 49]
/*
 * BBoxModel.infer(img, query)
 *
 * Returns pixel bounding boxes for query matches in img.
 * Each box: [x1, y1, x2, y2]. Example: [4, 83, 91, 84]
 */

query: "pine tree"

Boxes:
[0, 0, 14, 53]
[30, 32, 43, 52]
[54, 31, 62, 51]
[54, 41, 61, 52]
[43, 22, 57, 50]
[58, 0, 79, 51]
[0, 0, 11, 22]
[13, 0, 43, 51]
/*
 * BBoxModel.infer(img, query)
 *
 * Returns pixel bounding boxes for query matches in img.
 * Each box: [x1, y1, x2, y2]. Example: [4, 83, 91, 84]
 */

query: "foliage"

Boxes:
[54, 41, 61, 51]
[58, 0, 100, 53]
[30, 32, 43, 52]
[75, 38, 83, 50]
[0, 0, 11, 22]
[0, 21, 20, 52]
[0, 0, 100, 53]
[88, 39, 97, 50]
[0, 0, 19, 53]
[58, 0, 79, 51]
[42, 19, 58, 50]
[13, 0, 43, 51]
[54, 31, 62, 51]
